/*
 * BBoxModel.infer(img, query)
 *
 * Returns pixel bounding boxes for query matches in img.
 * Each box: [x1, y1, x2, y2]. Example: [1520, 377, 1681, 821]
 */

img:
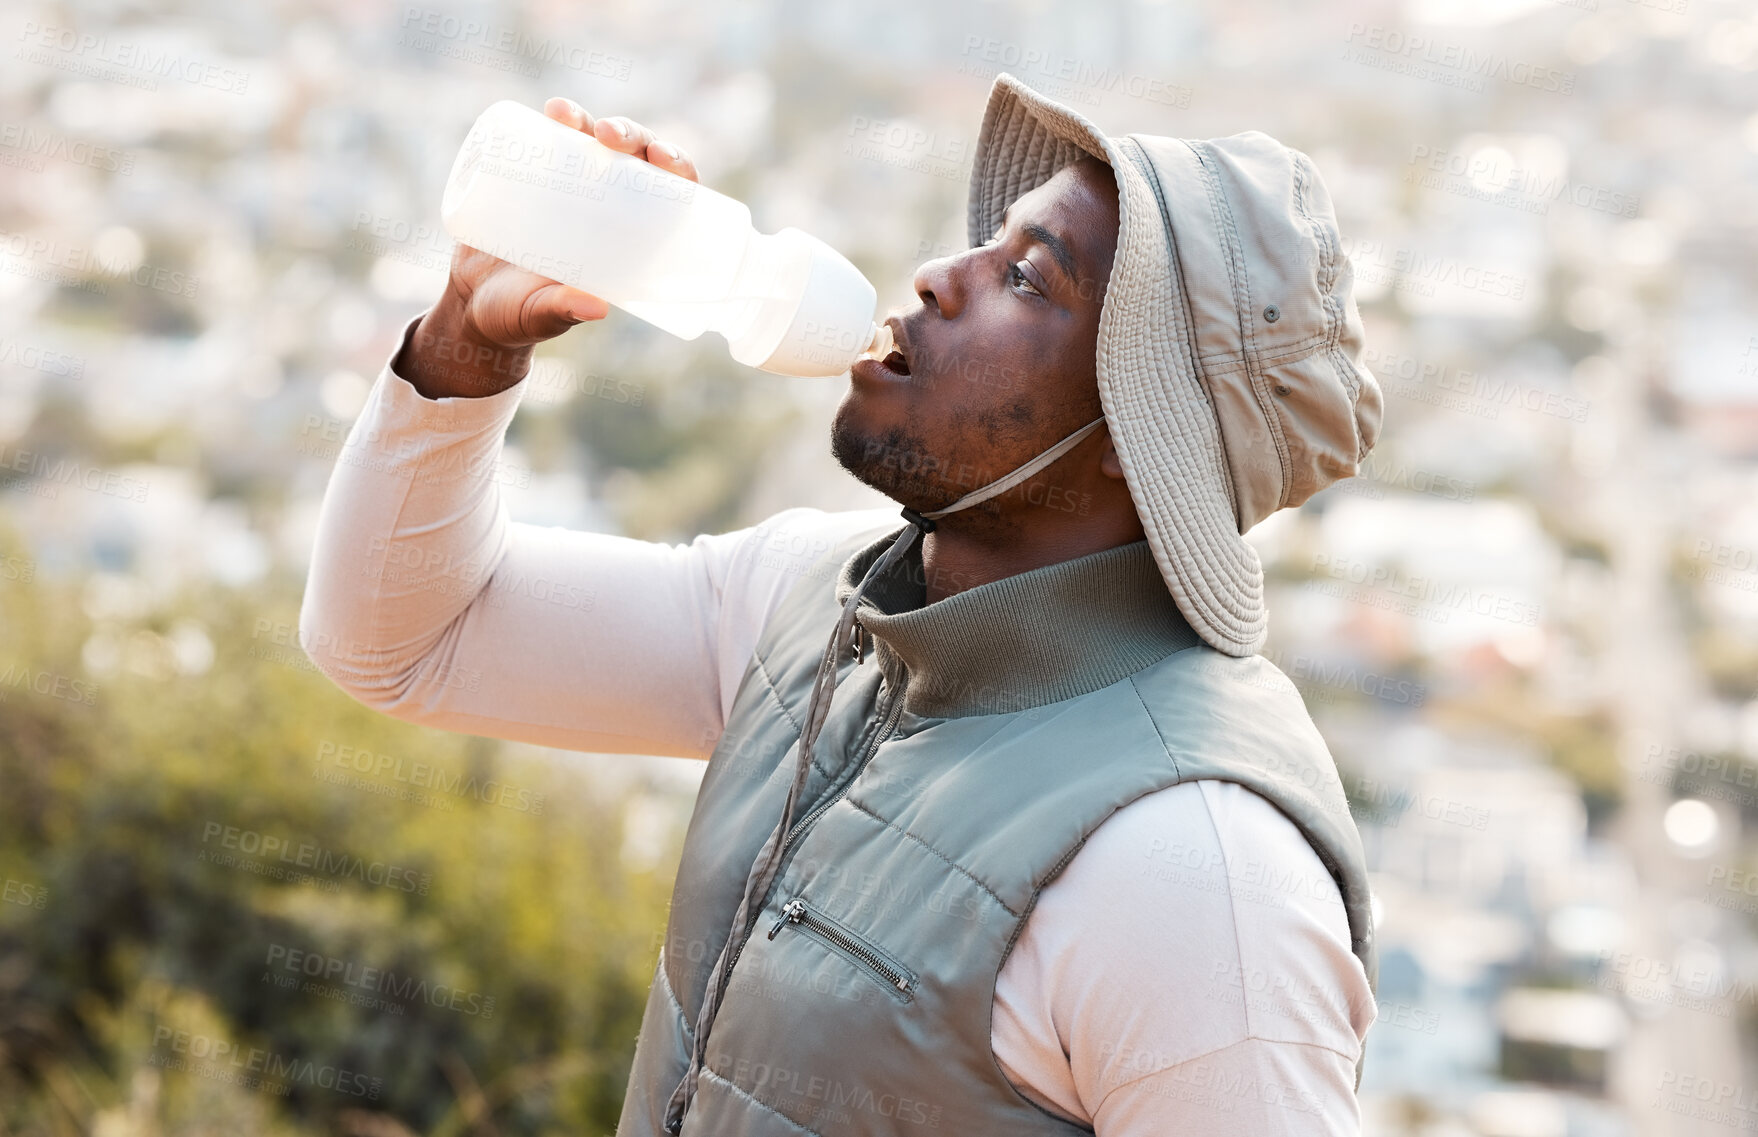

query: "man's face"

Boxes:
[830, 156, 1120, 518]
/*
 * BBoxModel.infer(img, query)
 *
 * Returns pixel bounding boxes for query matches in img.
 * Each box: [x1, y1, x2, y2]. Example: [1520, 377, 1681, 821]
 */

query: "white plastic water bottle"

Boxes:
[439, 100, 893, 377]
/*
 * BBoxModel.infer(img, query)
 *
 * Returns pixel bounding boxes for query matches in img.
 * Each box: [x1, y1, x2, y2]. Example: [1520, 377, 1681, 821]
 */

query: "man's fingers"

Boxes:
[648, 140, 700, 183]
[595, 115, 658, 159]
[542, 96, 596, 136]
[544, 108, 696, 182]
[596, 116, 700, 183]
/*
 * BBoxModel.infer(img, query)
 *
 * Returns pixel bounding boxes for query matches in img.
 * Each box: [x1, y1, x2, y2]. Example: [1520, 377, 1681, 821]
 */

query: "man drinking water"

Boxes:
[302, 73, 1385, 1134]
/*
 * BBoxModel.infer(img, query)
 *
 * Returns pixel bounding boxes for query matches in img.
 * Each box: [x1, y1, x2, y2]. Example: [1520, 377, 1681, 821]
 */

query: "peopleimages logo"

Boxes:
[0, 123, 134, 175]
[1261, 647, 1427, 707]
[1595, 947, 1756, 1016]
[0, 337, 84, 379]
[0, 230, 199, 297]
[1362, 347, 1590, 425]
[264, 943, 496, 1018]
[199, 821, 431, 895]
[0, 663, 98, 705]
[1342, 23, 1575, 94]
[3, 878, 49, 909]
[0, 445, 150, 504]
[467, 120, 695, 206]
[1407, 144, 1639, 219]
[398, 8, 634, 79]
[313, 741, 547, 813]
[956, 36, 1194, 109]
[1307, 553, 1543, 627]
[148, 1026, 381, 1100]
[16, 21, 251, 94]
[703, 1050, 943, 1128]
[1339, 236, 1528, 301]
[1654, 1069, 1758, 1120]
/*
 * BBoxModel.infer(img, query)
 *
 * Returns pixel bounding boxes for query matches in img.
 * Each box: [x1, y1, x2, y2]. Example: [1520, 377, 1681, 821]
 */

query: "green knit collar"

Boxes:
[834, 526, 1200, 719]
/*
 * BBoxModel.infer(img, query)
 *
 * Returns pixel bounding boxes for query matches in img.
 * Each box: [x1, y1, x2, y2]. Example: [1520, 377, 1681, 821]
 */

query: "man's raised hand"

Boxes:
[398, 98, 701, 400]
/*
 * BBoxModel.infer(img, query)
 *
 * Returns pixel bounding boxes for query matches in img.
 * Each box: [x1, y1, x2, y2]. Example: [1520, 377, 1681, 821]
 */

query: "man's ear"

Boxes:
[1100, 431, 1126, 479]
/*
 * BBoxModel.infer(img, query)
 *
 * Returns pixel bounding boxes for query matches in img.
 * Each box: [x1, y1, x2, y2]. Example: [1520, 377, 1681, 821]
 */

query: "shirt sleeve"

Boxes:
[992, 779, 1376, 1135]
[1092, 1036, 1365, 1134]
[297, 311, 898, 758]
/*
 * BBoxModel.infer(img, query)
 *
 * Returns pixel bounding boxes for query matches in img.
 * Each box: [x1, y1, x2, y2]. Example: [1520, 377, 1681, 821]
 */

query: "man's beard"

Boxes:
[828, 408, 952, 511]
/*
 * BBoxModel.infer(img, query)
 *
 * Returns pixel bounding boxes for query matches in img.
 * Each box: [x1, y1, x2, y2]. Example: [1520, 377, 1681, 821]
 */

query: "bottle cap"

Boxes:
[749, 229, 879, 378]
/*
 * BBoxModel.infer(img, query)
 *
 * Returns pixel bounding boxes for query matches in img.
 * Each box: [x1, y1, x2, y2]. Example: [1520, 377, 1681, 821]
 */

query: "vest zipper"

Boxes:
[779, 676, 908, 857]
[766, 896, 917, 999]
[665, 671, 910, 1134]
[719, 673, 908, 994]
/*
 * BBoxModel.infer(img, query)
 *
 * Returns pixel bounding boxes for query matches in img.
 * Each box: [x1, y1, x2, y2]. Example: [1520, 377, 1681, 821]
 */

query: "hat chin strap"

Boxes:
[910, 414, 1107, 525]
[661, 414, 1107, 1134]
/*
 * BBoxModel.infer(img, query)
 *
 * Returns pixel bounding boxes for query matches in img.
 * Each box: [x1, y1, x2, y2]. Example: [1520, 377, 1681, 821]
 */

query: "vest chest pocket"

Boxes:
[767, 896, 917, 1002]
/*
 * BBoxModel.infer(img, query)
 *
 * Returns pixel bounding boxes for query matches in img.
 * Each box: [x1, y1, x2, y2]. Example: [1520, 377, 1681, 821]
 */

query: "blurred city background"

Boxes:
[1, 0, 1755, 1133]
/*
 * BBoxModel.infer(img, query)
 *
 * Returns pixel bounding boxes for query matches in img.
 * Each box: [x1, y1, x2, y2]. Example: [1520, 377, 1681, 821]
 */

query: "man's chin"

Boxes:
[828, 409, 947, 510]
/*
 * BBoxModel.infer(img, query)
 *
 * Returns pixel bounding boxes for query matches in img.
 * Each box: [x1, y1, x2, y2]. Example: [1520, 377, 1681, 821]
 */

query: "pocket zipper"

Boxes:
[721, 674, 908, 985]
[767, 897, 917, 999]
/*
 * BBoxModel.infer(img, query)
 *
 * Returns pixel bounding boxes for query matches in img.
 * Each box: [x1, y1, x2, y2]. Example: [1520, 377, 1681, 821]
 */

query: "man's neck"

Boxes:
[918, 510, 1148, 605]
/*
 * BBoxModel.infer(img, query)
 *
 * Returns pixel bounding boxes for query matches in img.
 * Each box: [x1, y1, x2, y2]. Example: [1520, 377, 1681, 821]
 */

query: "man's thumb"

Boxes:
[558, 286, 610, 324]
[525, 284, 610, 338]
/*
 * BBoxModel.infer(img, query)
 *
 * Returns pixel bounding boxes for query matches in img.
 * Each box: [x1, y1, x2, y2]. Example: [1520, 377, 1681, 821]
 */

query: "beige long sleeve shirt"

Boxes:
[297, 316, 1376, 1133]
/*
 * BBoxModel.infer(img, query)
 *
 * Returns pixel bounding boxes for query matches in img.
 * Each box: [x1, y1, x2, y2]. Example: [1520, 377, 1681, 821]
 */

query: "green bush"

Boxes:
[0, 555, 681, 1135]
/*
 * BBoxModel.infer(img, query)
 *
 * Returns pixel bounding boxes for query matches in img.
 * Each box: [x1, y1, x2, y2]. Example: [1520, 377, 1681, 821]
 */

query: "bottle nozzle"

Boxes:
[860, 321, 894, 362]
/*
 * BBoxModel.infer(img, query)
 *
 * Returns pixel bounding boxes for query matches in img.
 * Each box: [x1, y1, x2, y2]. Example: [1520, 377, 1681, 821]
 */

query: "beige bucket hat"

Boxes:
[967, 73, 1384, 657]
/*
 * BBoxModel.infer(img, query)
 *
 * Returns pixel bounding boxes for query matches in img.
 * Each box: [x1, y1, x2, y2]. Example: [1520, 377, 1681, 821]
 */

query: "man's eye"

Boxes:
[1009, 262, 1041, 296]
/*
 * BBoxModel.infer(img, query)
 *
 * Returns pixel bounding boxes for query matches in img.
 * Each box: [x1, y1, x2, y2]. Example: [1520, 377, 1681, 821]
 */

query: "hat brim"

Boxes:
[966, 73, 1267, 657]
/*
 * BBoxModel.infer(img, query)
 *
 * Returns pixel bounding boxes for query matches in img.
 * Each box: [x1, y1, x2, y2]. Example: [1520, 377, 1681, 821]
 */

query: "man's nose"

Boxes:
[912, 252, 968, 320]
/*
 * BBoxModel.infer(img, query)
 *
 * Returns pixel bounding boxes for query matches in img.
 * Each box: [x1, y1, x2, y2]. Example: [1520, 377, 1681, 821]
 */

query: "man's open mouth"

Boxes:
[882, 318, 912, 376]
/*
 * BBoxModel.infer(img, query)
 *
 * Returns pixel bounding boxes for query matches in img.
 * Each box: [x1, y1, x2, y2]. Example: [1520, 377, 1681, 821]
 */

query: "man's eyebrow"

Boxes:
[996, 204, 1079, 285]
[1023, 223, 1078, 284]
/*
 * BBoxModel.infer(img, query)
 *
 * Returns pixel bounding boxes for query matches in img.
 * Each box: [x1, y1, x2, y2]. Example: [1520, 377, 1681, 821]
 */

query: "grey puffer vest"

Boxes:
[618, 521, 1376, 1135]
